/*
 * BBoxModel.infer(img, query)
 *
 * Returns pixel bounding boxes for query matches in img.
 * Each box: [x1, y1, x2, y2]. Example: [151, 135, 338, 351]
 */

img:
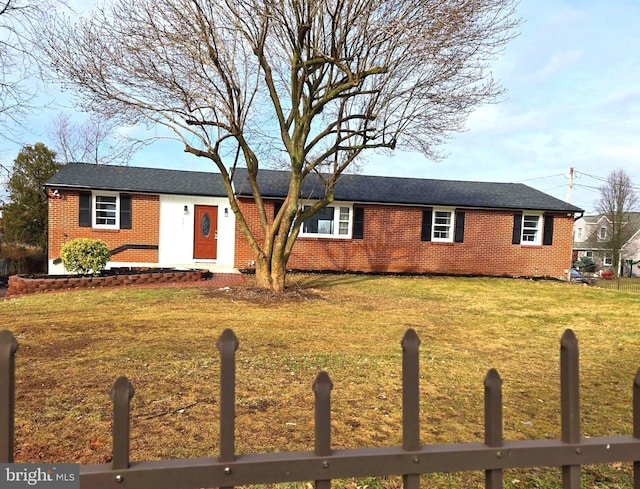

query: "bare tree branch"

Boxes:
[47, 112, 142, 165]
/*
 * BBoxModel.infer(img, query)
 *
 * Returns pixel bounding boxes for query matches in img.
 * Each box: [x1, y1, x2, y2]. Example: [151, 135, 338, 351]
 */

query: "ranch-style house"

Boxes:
[45, 163, 583, 279]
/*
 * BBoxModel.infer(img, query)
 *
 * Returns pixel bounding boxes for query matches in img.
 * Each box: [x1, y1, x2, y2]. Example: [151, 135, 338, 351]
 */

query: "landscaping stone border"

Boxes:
[7, 269, 208, 296]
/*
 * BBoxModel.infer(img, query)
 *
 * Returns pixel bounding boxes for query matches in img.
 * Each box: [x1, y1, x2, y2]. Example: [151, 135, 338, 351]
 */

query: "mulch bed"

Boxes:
[201, 285, 321, 304]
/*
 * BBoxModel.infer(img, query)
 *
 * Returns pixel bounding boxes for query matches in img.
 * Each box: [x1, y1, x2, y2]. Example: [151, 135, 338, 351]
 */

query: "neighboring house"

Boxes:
[573, 214, 640, 276]
[46, 163, 582, 279]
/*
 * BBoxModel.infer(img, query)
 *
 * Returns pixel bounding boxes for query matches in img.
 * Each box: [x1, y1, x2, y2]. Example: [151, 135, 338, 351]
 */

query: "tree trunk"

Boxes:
[254, 253, 288, 292]
[270, 256, 287, 293]
[254, 257, 272, 290]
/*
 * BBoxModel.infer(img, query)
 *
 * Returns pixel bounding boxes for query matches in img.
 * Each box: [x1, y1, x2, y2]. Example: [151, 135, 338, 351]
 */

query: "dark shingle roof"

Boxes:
[232, 168, 584, 213]
[47, 163, 583, 213]
[46, 162, 228, 197]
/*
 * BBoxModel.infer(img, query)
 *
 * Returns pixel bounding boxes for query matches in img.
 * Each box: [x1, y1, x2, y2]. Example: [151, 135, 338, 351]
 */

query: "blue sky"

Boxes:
[2, 0, 639, 214]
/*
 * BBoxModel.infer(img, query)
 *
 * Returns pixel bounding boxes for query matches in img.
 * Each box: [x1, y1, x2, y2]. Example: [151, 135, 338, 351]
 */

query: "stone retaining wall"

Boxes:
[7, 269, 207, 296]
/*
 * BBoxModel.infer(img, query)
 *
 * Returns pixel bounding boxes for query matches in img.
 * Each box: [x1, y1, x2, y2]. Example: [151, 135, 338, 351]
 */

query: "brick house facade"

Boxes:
[234, 199, 576, 278]
[46, 163, 582, 279]
[48, 190, 160, 266]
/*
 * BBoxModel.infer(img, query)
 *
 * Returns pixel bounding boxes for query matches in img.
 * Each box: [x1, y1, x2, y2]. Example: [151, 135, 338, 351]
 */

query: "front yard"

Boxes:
[2, 274, 639, 488]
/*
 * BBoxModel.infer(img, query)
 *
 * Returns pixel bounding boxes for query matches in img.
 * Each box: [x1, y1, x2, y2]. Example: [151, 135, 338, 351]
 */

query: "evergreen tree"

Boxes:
[1, 143, 63, 249]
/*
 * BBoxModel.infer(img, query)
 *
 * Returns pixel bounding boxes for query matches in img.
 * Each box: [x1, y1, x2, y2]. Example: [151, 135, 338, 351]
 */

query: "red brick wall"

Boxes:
[234, 200, 574, 279]
[48, 190, 160, 264]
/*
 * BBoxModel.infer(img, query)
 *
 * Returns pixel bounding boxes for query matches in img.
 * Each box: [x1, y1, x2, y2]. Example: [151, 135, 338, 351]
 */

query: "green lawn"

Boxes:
[2, 274, 639, 488]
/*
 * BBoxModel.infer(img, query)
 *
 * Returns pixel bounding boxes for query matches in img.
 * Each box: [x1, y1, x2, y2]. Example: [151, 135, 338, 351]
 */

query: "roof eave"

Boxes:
[46, 182, 227, 198]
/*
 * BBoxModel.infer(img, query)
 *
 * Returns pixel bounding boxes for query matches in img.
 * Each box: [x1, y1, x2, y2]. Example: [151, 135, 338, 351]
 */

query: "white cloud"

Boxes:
[535, 50, 583, 80]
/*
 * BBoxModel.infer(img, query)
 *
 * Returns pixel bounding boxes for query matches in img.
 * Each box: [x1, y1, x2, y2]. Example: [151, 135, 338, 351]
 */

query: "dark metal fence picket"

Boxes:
[1, 327, 640, 489]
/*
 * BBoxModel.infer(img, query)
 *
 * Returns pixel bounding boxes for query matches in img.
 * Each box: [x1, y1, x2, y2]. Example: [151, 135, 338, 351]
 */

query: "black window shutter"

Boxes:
[79, 192, 91, 227]
[273, 201, 283, 220]
[421, 209, 432, 242]
[512, 212, 522, 244]
[352, 206, 365, 239]
[120, 194, 132, 229]
[543, 214, 554, 246]
[454, 211, 465, 243]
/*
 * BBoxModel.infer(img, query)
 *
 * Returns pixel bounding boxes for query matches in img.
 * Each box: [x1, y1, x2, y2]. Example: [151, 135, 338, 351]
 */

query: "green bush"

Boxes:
[576, 255, 596, 273]
[60, 238, 110, 275]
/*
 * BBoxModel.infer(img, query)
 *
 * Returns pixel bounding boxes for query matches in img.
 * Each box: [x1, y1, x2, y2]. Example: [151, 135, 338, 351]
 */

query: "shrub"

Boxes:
[575, 256, 596, 273]
[60, 238, 110, 275]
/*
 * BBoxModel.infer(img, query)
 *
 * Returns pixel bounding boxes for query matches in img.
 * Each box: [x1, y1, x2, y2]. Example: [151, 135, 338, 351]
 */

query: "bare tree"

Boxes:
[0, 0, 50, 140]
[39, 0, 520, 291]
[595, 169, 640, 275]
[0, 0, 31, 201]
[1, 0, 31, 138]
[49, 112, 141, 164]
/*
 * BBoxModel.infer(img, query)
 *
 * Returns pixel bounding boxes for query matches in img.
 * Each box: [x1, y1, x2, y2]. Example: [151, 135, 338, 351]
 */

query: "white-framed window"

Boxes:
[421, 208, 465, 243]
[603, 251, 613, 267]
[300, 203, 352, 238]
[79, 191, 131, 230]
[94, 192, 120, 229]
[432, 209, 454, 242]
[521, 212, 543, 245]
[585, 250, 593, 258]
[599, 226, 607, 240]
[576, 227, 583, 240]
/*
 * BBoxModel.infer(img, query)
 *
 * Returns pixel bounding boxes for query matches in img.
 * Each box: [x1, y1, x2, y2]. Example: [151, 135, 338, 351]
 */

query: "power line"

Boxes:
[574, 183, 601, 191]
[541, 184, 568, 192]
[518, 173, 566, 183]
[575, 171, 640, 192]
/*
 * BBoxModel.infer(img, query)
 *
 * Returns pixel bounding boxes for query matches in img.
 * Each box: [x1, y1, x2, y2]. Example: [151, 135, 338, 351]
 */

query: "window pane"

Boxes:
[433, 211, 452, 240]
[338, 207, 350, 235]
[523, 215, 539, 228]
[201, 212, 211, 238]
[434, 211, 451, 225]
[317, 219, 334, 234]
[96, 195, 117, 225]
[303, 206, 334, 234]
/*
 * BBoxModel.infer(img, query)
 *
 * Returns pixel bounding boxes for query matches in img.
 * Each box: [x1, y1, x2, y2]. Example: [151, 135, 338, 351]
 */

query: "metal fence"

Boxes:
[2, 328, 640, 489]
[597, 276, 640, 293]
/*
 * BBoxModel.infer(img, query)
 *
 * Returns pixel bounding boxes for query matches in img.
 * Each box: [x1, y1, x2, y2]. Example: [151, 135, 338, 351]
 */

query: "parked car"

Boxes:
[570, 268, 597, 284]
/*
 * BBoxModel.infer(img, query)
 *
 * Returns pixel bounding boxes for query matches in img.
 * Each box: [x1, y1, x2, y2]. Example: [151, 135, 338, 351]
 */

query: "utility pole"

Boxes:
[566, 167, 574, 203]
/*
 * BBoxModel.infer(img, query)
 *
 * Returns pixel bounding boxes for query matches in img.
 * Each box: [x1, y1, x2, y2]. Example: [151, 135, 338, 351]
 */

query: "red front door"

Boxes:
[193, 205, 218, 259]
